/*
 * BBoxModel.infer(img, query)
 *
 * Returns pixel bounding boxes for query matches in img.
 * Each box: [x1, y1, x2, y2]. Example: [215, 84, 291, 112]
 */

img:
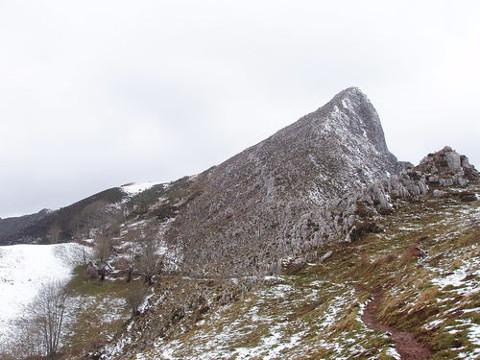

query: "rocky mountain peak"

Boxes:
[321, 87, 390, 155]
[332, 86, 367, 101]
[160, 88, 404, 275]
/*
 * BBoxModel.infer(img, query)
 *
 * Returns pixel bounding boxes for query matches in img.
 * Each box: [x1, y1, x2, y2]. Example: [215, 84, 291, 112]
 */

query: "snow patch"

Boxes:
[121, 182, 161, 196]
[431, 256, 480, 295]
[386, 346, 401, 359]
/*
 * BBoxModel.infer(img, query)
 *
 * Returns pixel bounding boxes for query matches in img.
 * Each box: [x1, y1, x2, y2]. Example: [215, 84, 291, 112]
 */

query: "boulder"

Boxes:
[458, 192, 478, 202]
[432, 189, 447, 198]
[445, 151, 462, 172]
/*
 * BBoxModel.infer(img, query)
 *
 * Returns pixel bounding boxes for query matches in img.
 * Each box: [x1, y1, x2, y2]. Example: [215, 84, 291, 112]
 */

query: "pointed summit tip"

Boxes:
[334, 86, 368, 100]
[306, 86, 392, 156]
[342, 86, 363, 93]
[323, 86, 372, 113]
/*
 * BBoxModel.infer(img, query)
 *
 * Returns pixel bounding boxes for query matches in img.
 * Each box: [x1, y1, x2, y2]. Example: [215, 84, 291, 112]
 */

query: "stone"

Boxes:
[432, 190, 447, 198]
[319, 250, 333, 262]
[445, 151, 462, 172]
[458, 192, 478, 202]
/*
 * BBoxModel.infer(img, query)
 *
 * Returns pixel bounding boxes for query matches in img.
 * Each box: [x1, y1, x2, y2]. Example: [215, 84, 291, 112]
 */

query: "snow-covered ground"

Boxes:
[121, 182, 163, 196]
[0, 243, 90, 343]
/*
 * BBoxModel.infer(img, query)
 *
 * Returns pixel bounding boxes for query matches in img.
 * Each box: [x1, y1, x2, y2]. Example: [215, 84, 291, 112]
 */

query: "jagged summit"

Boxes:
[261, 87, 399, 195]
[310, 86, 392, 155]
[330, 86, 369, 105]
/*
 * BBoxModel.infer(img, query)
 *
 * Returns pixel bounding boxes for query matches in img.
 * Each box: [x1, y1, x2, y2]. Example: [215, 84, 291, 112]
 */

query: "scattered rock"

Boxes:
[458, 191, 478, 202]
[432, 189, 447, 198]
[281, 257, 307, 274]
[319, 250, 333, 263]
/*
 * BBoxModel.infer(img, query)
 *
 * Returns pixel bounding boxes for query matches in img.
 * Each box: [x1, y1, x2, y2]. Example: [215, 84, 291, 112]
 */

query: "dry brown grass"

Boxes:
[330, 305, 360, 332]
[399, 245, 426, 265]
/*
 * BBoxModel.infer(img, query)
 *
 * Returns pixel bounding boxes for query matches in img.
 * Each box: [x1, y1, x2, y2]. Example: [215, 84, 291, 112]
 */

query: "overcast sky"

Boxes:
[0, 1, 479, 218]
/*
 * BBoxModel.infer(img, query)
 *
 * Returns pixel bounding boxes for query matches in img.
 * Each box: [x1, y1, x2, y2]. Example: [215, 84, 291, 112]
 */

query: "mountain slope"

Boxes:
[165, 87, 401, 276]
[103, 180, 480, 360]
[0, 183, 167, 246]
[0, 209, 51, 245]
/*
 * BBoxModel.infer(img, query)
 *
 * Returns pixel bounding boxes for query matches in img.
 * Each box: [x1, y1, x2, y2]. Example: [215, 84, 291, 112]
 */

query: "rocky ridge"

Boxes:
[160, 95, 478, 275]
[280, 145, 478, 272]
[163, 87, 403, 276]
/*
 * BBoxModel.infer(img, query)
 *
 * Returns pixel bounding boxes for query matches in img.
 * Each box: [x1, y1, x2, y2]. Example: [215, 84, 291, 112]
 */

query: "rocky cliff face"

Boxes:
[165, 87, 403, 276]
[95, 147, 479, 360]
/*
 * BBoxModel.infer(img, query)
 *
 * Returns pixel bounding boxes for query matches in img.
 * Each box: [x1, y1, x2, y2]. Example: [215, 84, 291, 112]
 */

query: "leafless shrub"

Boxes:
[125, 226, 164, 285]
[125, 283, 147, 316]
[136, 237, 163, 286]
[7, 313, 43, 358]
[95, 232, 112, 264]
[32, 281, 69, 360]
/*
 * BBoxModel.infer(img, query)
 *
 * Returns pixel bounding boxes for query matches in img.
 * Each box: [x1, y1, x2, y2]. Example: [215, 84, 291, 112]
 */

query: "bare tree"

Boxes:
[125, 283, 147, 316]
[130, 226, 165, 286]
[136, 237, 162, 285]
[47, 222, 62, 244]
[104, 213, 124, 238]
[95, 232, 112, 264]
[26, 281, 69, 360]
[94, 232, 112, 281]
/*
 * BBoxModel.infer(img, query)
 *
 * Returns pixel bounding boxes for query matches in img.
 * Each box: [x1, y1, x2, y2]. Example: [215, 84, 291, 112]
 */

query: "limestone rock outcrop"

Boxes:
[415, 146, 479, 186]
[165, 87, 403, 276]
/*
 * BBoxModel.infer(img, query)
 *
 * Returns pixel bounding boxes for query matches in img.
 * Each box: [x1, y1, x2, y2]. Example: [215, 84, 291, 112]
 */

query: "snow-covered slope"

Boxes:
[0, 243, 89, 343]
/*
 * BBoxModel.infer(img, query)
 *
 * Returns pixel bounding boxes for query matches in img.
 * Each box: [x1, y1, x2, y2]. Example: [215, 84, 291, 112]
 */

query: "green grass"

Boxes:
[66, 266, 125, 296]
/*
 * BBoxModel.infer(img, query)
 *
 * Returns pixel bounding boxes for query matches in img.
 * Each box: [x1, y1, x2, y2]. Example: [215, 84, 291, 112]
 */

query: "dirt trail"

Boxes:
[362, 293, 432, 360]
